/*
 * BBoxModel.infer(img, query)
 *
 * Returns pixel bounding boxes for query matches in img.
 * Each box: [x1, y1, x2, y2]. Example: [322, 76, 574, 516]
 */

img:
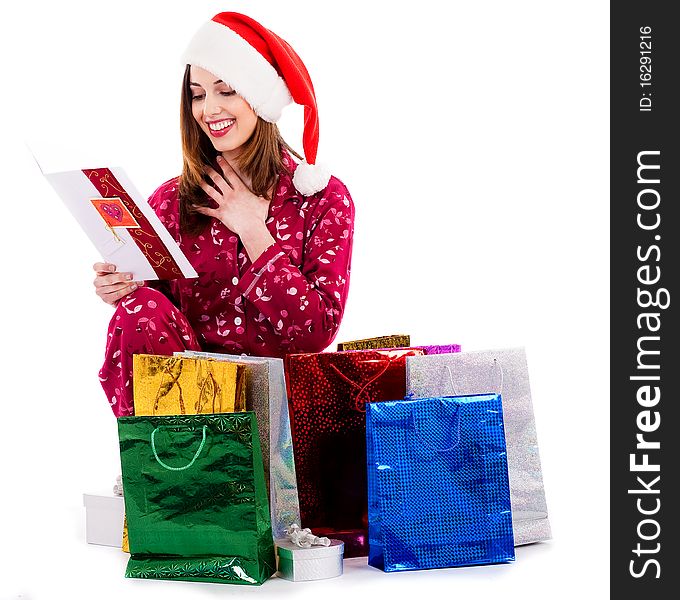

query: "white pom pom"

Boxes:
[292, 161, 331, 196]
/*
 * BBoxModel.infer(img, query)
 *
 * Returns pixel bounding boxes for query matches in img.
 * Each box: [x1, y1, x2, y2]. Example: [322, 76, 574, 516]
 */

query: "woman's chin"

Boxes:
[209, 138, 241, 154]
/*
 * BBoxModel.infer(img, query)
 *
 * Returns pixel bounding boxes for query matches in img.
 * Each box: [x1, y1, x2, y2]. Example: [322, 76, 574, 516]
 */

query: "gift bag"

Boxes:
[118, 412, 276, 584]
[132, 354, 246, 415]
[337, 334, 411, 351]
[178, 351, 300, 539]
[285, 348, 424, 557]
[336, 336, 461, 355]
[418, 344, 462, 355]
[121, 353, 247, 552]
[366, 394, 515, 571]
[406, 348, 551, 545]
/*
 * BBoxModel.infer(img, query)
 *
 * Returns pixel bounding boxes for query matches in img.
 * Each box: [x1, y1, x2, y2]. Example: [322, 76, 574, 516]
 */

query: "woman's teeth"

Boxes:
[209, 119, 235, 131]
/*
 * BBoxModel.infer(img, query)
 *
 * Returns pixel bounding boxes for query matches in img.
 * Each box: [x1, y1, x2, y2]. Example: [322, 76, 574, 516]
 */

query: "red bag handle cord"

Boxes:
[329, 355, 401, 412]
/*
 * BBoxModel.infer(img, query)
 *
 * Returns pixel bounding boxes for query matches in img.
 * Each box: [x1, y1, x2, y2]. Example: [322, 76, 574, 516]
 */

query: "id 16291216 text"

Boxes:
[639, 26, 652, 112]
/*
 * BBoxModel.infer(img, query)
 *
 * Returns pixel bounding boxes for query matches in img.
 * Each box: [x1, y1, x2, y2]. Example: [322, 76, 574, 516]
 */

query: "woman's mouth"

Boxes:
[207, 118, 235, 137]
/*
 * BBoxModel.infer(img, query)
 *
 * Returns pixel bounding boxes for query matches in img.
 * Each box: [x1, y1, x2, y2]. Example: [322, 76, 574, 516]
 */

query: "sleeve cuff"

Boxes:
[236, 242, 287, 298]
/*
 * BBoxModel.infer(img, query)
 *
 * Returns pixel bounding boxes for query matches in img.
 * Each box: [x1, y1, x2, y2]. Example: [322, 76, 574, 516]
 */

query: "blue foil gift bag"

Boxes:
[366, 394, 515, 571]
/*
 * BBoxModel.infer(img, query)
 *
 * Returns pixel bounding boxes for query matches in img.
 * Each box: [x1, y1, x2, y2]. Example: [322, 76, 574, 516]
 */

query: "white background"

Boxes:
[0, 1, 609, 598]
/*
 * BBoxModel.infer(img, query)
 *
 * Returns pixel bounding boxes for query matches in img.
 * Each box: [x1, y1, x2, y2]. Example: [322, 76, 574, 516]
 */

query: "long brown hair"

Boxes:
[178, 64, 302, 236]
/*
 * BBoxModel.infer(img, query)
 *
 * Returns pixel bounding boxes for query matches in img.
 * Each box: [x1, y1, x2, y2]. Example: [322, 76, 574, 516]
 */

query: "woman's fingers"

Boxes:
[204, 165, 233, 195]
[201, 156, 248, 207]
[97, 281, 143, 306]
[199, 180, 224, 205]
[192, 203, 219, 219]
[216, 155, 244, 188]
[94, 271, 135, 289]
[93, 262, 117, 275]
[92, 261, 143, 306]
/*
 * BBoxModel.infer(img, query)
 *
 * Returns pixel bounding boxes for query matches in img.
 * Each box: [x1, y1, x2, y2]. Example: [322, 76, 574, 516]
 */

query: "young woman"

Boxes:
[94, 12, 355, 417]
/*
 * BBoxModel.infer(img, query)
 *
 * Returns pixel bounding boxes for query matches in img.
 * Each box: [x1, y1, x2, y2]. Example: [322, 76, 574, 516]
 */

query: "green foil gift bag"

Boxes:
[118, 412, 276, 585]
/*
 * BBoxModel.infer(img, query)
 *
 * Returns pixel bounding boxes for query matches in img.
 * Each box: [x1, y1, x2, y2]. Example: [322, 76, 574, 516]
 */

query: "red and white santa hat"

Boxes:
[181, 12, 330, 196]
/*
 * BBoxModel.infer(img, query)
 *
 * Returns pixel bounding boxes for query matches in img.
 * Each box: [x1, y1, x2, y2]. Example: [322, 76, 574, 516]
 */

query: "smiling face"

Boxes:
[189, 65, 258, 160]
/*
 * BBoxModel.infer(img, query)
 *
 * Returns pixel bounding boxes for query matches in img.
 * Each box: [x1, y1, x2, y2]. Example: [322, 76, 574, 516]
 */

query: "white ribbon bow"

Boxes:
[285, 523, 331, 548]
[113, 474, 124, 497]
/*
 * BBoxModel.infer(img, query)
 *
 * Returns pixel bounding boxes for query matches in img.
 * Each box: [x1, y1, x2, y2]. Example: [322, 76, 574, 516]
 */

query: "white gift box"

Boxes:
[276, 540, 344, 581]
[82, 494, 125, 547]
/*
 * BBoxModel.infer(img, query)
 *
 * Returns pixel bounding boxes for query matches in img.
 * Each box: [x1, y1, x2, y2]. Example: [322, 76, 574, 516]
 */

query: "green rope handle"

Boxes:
[151, 425, 207, 471]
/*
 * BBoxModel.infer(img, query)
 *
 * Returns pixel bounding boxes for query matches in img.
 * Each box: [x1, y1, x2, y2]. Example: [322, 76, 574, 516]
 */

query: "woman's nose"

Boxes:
[204, 93, 222, 117]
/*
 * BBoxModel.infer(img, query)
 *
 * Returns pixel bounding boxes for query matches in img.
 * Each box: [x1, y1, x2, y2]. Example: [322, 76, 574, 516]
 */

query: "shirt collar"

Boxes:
[273, 148, 304, 208]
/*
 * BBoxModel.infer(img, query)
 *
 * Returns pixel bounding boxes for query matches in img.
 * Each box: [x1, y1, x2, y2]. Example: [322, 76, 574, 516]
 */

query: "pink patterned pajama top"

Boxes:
[99, 151, 355, 416]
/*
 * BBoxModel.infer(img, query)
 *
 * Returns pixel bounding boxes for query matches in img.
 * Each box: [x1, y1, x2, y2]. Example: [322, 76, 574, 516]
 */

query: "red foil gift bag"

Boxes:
[285, 348, 424, 557]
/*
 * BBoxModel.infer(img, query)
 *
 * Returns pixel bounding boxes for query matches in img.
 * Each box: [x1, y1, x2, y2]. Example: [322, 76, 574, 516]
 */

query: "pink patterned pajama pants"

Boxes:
[98, 287, 201, 417]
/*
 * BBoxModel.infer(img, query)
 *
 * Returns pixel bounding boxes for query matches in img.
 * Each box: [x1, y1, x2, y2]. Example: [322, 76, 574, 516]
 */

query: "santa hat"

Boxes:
[181, 12, 330, 196]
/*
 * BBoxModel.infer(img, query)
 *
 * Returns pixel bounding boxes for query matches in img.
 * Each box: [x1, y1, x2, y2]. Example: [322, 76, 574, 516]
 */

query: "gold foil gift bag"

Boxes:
[132, 354, 246, 415]
[122, 353, 247, 551]
[336, 334, 411, 351]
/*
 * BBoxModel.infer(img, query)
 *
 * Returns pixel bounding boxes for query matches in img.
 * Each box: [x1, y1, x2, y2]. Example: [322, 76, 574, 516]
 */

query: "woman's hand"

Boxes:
[195, 155, 276, 262]
[195, 155, 270, 235]
[93, 262, 144, 306]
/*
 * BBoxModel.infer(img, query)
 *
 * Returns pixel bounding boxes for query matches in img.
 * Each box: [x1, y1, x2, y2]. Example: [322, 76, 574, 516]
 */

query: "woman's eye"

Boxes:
[220, 91, 236, 97]
[191, 94, 204, 101]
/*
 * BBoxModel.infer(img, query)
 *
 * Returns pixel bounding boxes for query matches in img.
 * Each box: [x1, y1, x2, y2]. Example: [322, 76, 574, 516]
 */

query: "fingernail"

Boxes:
[109, 265, 116, 272]
[130, 284, 138, 290]
[126, 273, 133, 280]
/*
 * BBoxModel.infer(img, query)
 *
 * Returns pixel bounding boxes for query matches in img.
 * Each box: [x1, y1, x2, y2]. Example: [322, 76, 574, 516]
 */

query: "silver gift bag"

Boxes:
[406, 347, 551, 545]
[176, 351, 300, 539]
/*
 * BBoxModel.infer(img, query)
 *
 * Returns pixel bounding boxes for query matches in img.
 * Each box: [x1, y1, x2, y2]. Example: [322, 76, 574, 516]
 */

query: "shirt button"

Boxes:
[232, 277, 239, 285]
[234, 317, 242, 326]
